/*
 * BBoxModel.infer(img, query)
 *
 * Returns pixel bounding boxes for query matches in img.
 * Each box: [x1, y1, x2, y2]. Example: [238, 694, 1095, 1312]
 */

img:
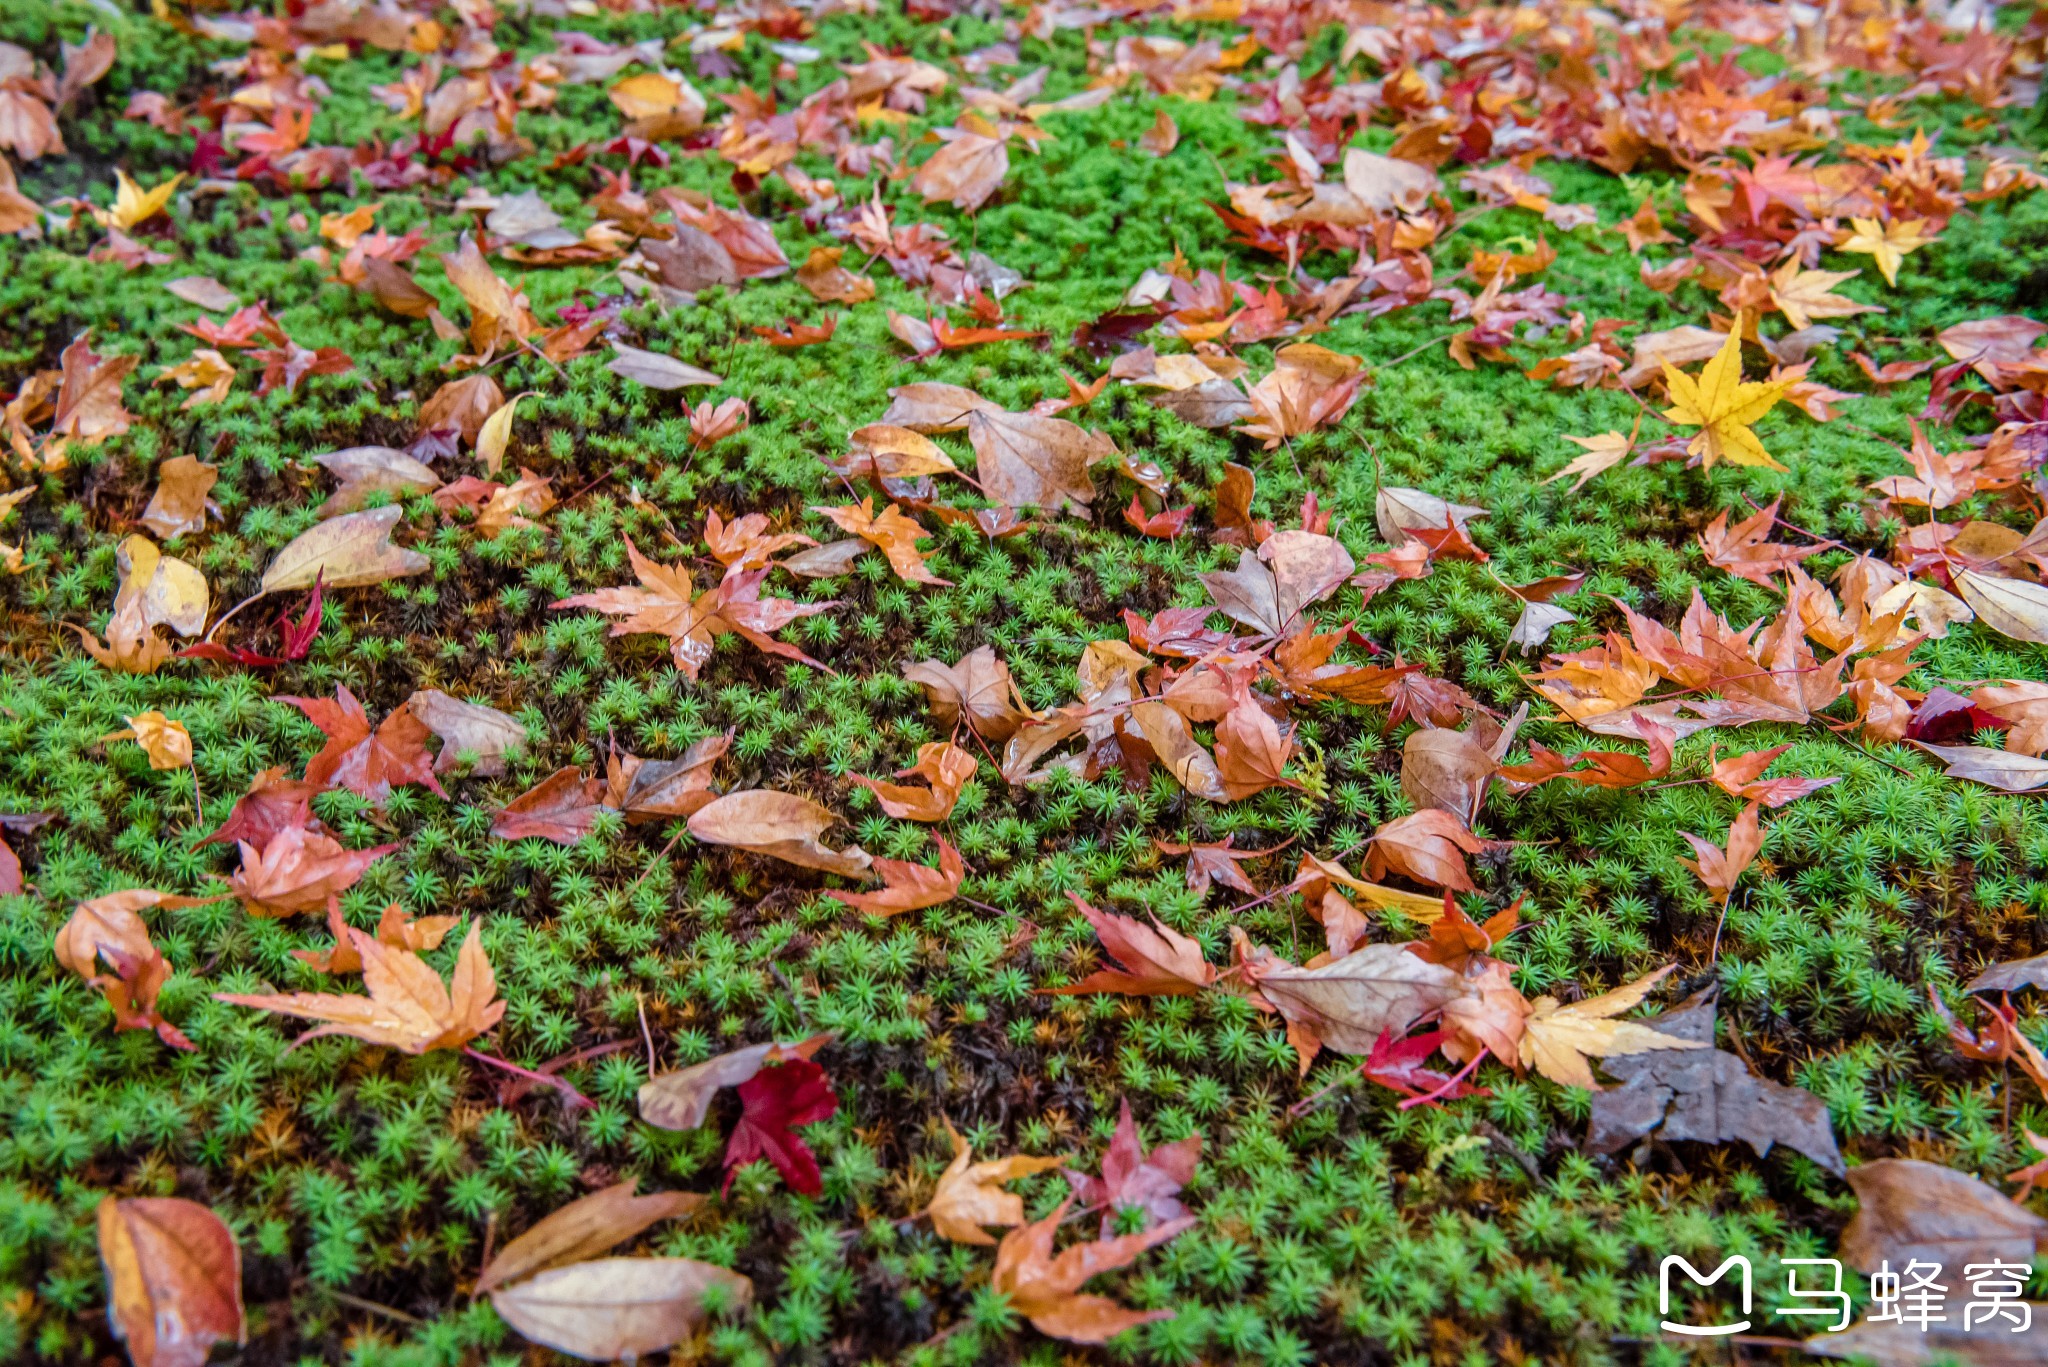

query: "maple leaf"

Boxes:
[216, 919, 505, 1054]
[923, 1120, 1064, 1245]
[226, 827, 397, 918]
[852, 741, 977, 822]
[91, 170, 182, 231]
[814, 498, 949, 586]
[193, 768, 324, 854]
[1365, 809, 1493, 891]
[278, 686, 447, 805]
[1153, 835, 1283, 898]
[293, 899, 458, 975]
[1062, 1097, 1201, 1235]
[911, 121, 1009, 212]
[1361, 1027, 1489, 1104]
[1675, 801, 1764, 898]
[1519, 964, 1703, 1090]
[1708, 744, 1841, 807]
[1696, 497, 1822, 586]
[1198, 529, 1355, 637]
[1045, 892, 1215, 997]
[1235, 934, 1470, 1074]
[990, 1197, 1194, 1344]
[965, 407, 1108, 512]
[55, 890, 195, 1050]
[825, 835, 965, 917]
[1123, 493, 1192, 538]
[721, 1058, 838, 1196]
[1660, 323, 1791, 470]
[903, 646, 1031, 739]
[493, 767, 611, 844]
[604, 732, 731, 822]
[1237, 343, 1365, 448]
[1765, 259, 1880, 331]
[551, 536, 838, 681]
[1839, 216, 1932, 287]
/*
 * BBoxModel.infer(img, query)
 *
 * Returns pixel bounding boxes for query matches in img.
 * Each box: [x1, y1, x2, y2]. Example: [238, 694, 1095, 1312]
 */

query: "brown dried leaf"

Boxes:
[97, 1197, 244, 1367]
[477, 1183, 705, 1295]
[687, 790, 871, 877]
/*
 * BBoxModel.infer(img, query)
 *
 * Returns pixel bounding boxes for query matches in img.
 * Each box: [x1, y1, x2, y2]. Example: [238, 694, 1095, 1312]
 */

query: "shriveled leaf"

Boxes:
[1841, 1159, 2048, 1272]
[924, 1119, 1064, 1245]
[1520, 964, 1702, 1090]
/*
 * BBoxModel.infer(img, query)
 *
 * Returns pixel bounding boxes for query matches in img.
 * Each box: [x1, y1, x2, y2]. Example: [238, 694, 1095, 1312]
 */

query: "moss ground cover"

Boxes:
[6, 0, 2048, 1362]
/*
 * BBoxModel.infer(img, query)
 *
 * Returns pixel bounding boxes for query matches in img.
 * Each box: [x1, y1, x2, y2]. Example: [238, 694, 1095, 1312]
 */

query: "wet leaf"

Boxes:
[261, 506, 430, 594]
[97, 1197, 243, 1367]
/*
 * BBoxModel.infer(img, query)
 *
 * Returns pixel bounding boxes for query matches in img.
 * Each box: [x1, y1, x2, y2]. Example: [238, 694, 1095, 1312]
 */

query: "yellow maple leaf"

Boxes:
[1544, 422, 1638, 493]
[1766, 259, 1881, 331]
[1518, 964, 1705, 1090]
[93, 170, 184, 231]
[1838, 216, 1933, 287]
[920, 1121, 1064, 1245]
[1660, 322, 1792, 470]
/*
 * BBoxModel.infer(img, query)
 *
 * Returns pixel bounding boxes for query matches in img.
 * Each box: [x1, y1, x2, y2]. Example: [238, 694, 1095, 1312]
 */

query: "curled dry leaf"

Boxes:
[476, 1181, 705, 1295]
[226, 827, 396, 918]
[923, 1119, 1064, 1245]
[490, 1258, 751, 1363]
[605, 732, 731, 821]
[1045, 892, 1215, 997]
[56, 889, 196, 1049]
[492, 766, 609, 844]
[991, 1197, 1195, 1345]
[97, 1197, 244, 1367]
[687, 789, 871, 877]
[1366, 809, 1492, 891]
[293, 899, 457, 975]
[406, 689, 526, 777]
[853, 741, 976, 822]
[138, 456, 218, 541]
[1675, 801, 1763, 897]
[314, 446, 441, 518]
[1198, 529, 1355, 637]
[417, 374, 504, 444]
[826, 835, 965, 917]
[639, 1032, 833, 1131]
[605, 342, 721, 390]
[261, 505, 430, 594]
[103, 710, 192, 770]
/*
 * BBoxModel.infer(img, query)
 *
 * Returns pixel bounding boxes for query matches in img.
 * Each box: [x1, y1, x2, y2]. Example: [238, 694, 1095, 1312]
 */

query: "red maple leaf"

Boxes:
[179, 577, 324, 668]
[1362, 1028, 1489, 1105]
[722, 1058, 838, 1196]
[192, 768, 325, 854]
[1062, 1097, 1201, 1235]
[277, 685, 447, 804]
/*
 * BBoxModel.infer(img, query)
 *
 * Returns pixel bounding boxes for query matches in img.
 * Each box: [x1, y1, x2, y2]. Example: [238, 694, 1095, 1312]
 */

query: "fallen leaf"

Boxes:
[1586, 991, 1843, 1173]
[215, 918, 504, 1054]
[1238, 343, 1365, 448]
[1045, 892, 1215, 998]
[492, 767, 610, 844]
[1660, 323, 1791, 470]
[1198, 529, 1355, 637]
[97, 1197, 244, 1367]
[1401, 722, 1501, 828]
[688, 789, 871, 877]
[408, 689, 527, 777]
[417, 374, 505, 443]
[1807, 1312, 2048, 1365]
[1708, 744, 1841, 807]
[853, 741, 976, 822]
[912, 126, 1009, 212]
[1955, 568, 2048, 645]
[1062, 1097, 1200, 1236]
[966, 408, 1109, 512]
[903, 646, 1031, 739]
[815, 498, 949, 586]
[606, 343, 722, 390]
[990, 1197, 1193, 1344]
[475, 390, 534, 476]
[138, 456, 218, 541]
[477, 1182, 705, 1295]
[638, 1033, 833, 1131]
[279, 685, 446, 804]
[1912, 742, 2048, 792]
[1366, 809, 1492, 891]
[1545, 430, 1635, 492]
[1675, 802, 1764, 897]
[825, 837, 965, 917]
[56, 889, 195, 1049]
[1239, 937, 1469, 1057]
[722, 1057, 838, 1195]
[924, 1119, 1064, 1245]
[1697, 498, 1821, 586]
[490, 1258, 751, 1362]
[226, 827, 396, 918]
[878, 382, 1002, 431]
[102, 710, 192, 770]
[293, 900, 458, 975]
[261, 505, 430, 594]
[1520, 964, 1701, 1090]
[605, 732, 732, 821]
[192, 768, 322, 855]
[1840, 1159, 2048, 1272]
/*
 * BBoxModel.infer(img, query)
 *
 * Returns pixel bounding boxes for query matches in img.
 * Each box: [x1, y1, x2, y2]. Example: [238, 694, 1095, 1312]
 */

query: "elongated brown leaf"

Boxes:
[490, 1257, 751, 1361]
[687, 790, 871, 877]
[97, 1197, 245, 1367]
[261, 506, 429, 594]
[477, 1183, 704, 1294]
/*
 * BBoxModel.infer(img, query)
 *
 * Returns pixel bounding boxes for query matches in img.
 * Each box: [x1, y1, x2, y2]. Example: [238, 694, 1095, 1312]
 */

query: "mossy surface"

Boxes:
[4, 0, 2048, 1364]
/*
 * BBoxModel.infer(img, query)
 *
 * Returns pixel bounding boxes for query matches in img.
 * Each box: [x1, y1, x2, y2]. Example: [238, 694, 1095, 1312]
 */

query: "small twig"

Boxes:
[637, 992, 657, 1076]
[326, 1290, 420, 1325]
[1375, 331, 1460, 370]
